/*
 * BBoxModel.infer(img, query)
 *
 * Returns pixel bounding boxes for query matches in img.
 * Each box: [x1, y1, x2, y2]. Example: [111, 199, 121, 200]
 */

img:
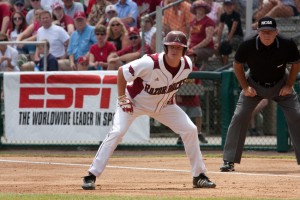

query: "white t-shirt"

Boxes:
[37, 24, 70, 58]
[142, 27, 156, 46]
[0, 46, 19, 71]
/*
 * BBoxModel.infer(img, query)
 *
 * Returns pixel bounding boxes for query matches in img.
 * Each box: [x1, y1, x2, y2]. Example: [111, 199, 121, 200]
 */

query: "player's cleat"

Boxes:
[198, 133, 208, 144]
[193, 173, 216, 188]
[220, 161, 235, 172]
[82, 173, 96, 190]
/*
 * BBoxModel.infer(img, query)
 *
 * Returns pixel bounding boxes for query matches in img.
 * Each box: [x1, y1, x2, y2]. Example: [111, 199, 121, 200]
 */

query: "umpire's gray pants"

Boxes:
[223, 74, 300, 164]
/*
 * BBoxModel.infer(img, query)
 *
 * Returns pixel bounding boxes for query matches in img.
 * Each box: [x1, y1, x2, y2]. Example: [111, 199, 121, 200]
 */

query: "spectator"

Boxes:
[0, 2, 11, 34]
[51, 1, 75, 35]
[7, 11, 27, 50]
[249, 98, 269, 136]
[16, 8, 43, 63]
[26, 0, 42, 25]
[88, 25, 117, 70]
[133, 0, 161, 29]
[35, 39, 59, 71]
[203, 0, 224, 50]
[107, 17, 129, 51]
[37, 10, 69, 59]
[12, 0, 28, 17]
[115, 0, 139, 27]
[253, 0, 299, 28]
[0, 32, 20, 71]
[141, 15, 156, 46]
[62, 0, 84, 18]
[96, 4, 118, 26]
[176, 64, 208, 145]
[87, 0, 111, 26]
[162, 0, 193, 36]
[186, 0, 215, 70]
[217, 0, 244, 65]
[107, 26, 152, 70]
[67, 11, 97, 70]
[86, 0, 118, 15]
[21, 10, 69, 71]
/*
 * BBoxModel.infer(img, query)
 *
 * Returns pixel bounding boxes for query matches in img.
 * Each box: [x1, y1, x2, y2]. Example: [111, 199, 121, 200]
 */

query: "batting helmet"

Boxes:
[164, 31, 188, 55]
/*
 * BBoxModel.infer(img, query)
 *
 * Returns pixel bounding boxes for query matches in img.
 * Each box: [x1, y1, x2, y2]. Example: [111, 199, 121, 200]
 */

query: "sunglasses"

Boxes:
[13, 17, 23, 21]
[129, 36, 138, 40]
[15, 3, 24, 7]
[107, 11, 115, 14]
[111, 23, 120, 27]
[31, 0, 40, 2]
[0, 39, 7, 42]
[95, 32, 106, 36]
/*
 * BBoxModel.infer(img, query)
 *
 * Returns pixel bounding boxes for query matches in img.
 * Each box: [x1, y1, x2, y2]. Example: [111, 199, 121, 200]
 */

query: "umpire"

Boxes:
[220, 16, 300, 172]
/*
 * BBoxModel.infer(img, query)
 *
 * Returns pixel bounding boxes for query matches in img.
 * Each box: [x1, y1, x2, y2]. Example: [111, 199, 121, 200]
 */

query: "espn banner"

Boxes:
[3, 71, 149, 144]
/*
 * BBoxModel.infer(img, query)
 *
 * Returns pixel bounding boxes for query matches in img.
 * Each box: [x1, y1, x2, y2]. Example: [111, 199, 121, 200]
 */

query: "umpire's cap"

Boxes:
[257, 16, 277, 31]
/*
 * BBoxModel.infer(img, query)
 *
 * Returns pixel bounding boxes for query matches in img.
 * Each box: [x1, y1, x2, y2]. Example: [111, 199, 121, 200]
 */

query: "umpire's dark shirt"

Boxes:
[235, 34, 300, 83]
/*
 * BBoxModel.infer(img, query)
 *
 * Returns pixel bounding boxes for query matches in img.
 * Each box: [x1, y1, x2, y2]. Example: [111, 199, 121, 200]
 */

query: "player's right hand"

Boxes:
[243, 86, 257, 97]
[118, 96, 133, 114]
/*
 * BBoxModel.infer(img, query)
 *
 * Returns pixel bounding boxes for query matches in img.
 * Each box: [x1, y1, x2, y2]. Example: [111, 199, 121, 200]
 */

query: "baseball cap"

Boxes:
[14, 0, 25, 5]
[105, 5, 117, 14]
[224, 0, 233, 5]
[128, 27, 139, 36]
[257, 16, 277, 31]
[51, 2, 63, 10]
[74, 11, 86, 20]
[77, 56, 88, 64]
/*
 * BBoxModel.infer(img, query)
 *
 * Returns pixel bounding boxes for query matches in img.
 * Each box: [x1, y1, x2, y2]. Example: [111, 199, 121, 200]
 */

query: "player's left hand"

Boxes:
[118, 96, 133, 114]
[279, 85, 293, 96]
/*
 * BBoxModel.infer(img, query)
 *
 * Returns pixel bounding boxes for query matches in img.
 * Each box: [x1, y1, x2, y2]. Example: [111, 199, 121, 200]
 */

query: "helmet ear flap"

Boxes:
[164, 45, 168, 54]
[183, 47, 187, 56]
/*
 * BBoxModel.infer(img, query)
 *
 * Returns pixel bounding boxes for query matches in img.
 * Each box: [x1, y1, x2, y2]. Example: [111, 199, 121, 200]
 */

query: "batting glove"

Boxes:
[118, 95, 133, 114]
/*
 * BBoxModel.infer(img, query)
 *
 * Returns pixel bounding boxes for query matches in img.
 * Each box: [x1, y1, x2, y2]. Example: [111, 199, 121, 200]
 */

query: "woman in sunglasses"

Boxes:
[88, 24, 116, 70]
[7, 11, 27, 51]
[106, 17, 129, 51]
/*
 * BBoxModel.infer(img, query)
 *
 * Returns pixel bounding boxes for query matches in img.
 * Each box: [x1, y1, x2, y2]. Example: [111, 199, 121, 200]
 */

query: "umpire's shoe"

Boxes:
[220, 161, 235, 172]
[193, 173, 216, 188]
[82, 173, 96, 190]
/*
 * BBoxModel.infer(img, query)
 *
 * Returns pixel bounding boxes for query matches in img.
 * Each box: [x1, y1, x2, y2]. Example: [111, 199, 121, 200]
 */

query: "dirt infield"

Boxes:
[0, 150, 300, 199]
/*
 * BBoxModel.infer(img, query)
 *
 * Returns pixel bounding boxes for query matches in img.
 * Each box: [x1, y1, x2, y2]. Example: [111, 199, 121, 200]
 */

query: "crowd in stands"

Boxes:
[0, 0, 300, 73]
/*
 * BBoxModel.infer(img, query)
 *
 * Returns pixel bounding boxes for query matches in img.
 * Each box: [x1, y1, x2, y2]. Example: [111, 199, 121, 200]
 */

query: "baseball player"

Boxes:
[220, 16, 300, 172]
[82, 31, 216, 190]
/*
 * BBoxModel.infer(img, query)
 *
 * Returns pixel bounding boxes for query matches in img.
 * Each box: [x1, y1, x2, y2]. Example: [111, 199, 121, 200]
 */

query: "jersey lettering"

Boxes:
[144, 79, 186, 95]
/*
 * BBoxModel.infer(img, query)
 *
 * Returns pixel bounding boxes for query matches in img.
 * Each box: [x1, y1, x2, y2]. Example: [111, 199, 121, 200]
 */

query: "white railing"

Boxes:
[0, 41, 47, 71]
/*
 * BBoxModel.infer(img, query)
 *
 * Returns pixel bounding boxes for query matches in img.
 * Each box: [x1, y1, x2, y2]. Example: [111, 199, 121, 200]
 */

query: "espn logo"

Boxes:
[19, 74, 117, 108]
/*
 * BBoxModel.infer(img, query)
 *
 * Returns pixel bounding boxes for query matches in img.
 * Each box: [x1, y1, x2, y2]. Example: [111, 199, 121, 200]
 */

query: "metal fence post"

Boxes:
[220, 70, 235, 148]
[276, 107, 289, 152]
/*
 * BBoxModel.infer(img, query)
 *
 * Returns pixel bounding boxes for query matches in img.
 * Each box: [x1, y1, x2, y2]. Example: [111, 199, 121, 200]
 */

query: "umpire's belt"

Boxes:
[251, 77, 281, 88]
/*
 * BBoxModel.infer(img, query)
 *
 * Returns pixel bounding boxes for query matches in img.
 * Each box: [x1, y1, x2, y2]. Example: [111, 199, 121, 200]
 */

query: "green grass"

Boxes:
[0, 194, 296, 200]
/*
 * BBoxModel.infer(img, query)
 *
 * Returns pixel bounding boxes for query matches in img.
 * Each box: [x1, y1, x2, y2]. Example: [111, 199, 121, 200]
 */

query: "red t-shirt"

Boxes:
[86, 0, 96, 15]
[0, 3, 12, 32]
[89, 41, 117, 70]
[58, 15, 74, 32]
[117, 43, 152, 56]
[189, 16, 215, 49]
